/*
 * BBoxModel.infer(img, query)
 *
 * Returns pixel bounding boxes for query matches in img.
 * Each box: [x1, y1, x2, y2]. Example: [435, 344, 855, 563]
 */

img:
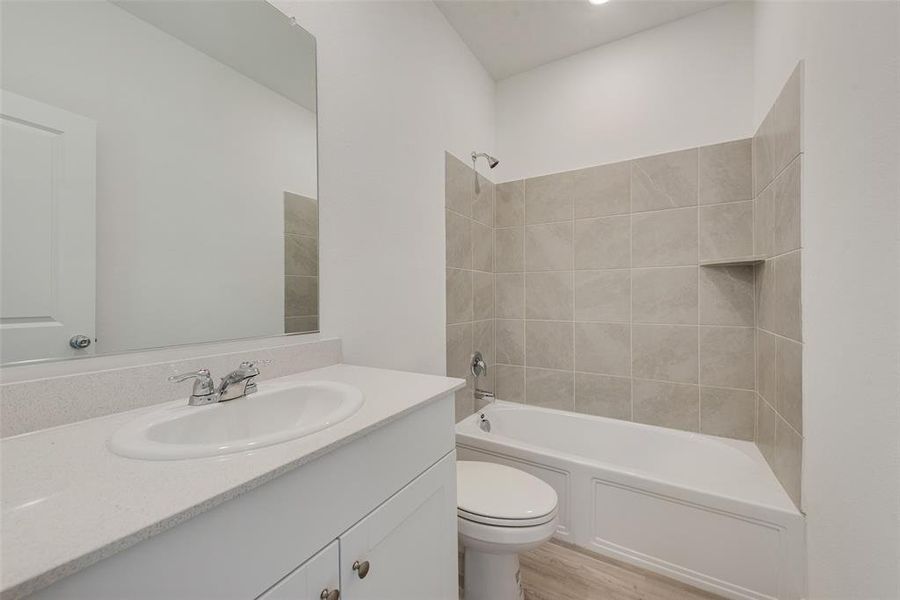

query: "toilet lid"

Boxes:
[457, 461, 558, 523]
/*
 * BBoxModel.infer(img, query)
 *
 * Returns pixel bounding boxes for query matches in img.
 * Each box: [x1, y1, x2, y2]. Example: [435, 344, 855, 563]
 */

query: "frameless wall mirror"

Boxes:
[0, 0, 318, 365]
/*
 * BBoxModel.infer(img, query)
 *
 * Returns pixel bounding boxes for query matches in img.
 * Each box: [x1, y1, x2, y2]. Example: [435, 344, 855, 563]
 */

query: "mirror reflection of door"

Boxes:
[0, 90, 96, 363]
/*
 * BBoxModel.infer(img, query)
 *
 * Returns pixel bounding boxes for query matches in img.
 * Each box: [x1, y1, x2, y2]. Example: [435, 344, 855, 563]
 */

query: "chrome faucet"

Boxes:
[168, 360, 267, 406]
[470, 351, 495, 404]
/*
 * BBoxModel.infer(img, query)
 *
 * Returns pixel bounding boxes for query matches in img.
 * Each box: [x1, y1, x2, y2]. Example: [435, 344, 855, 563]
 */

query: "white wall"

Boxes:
[494, 2, 754, 182]
[753, 2, 900, 597]
[270, 1, 495, 375]
[2, 0, 317, 354]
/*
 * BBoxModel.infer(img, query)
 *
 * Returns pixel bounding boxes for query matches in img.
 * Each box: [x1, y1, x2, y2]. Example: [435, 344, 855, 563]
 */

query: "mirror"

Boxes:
[0, 0, 318, 365]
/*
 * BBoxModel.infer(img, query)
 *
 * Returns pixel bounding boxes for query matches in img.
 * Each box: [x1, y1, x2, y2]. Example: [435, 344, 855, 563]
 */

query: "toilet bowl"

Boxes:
[457, 461, 559, 600]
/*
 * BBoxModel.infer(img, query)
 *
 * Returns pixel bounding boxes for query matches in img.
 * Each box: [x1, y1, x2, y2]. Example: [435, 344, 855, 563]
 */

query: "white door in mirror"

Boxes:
[108, 381, 364, 460]
[0, 91, 96, 363]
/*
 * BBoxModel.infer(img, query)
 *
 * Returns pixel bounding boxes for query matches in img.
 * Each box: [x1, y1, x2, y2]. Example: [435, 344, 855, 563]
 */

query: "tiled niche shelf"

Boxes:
[699, 256, 766, 267]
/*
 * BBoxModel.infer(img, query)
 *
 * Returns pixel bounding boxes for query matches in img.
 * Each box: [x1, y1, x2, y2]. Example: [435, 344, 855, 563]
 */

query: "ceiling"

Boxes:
[435, 0, 728, 80]
[116, 0, 317, 112]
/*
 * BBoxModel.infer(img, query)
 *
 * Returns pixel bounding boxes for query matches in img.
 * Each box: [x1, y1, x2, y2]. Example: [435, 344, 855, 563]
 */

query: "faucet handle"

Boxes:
[169, 368, 216, 397]
[240, 359, 271, 371]
[470, 351, 487, 377]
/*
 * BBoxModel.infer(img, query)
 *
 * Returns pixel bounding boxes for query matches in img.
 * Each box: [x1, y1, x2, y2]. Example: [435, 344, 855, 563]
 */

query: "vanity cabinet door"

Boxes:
[339, 452, 457, 600]
[257, 540, 339, 600]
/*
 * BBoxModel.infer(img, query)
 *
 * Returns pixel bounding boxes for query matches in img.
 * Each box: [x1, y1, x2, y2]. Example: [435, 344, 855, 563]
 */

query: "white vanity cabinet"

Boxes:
[257, 453, 457, 600]
[31, 396, 458, 600]
[338, 451, 457, 600]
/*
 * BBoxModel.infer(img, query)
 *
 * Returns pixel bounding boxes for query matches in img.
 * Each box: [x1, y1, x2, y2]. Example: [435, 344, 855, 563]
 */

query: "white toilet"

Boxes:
[457, 461, 559, 600]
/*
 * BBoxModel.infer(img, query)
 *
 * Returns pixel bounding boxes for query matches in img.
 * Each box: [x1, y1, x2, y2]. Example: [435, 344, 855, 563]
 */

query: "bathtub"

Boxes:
[456, 401, 805, 600]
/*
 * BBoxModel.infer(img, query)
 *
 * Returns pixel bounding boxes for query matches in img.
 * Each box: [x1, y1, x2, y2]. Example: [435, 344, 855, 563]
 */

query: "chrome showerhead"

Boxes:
[471, 151, 499, 194]
[471, 151, 499, 169]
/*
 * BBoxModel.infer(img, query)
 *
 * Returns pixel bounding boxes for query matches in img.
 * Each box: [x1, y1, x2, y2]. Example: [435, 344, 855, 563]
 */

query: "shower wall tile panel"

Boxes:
[490, 140, 758, 444]
[752, 62, 804, 509]
[445, 152, 494, 422]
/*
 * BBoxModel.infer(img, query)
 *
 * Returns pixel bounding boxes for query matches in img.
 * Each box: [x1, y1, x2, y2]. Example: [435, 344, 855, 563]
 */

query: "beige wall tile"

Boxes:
[496, 319, 525, 365]
[753, 62, 802, 194]
[573, 161, 631, 219]
[574, 322, 631, 376]
[526, 367, 575, 411]
[771, 157, 802, 255]
[455, 392, 474, 423]
[524, 172, 574, 224]
[495, 227, 524, 272]
[284, 234, 318, 277]
[574, 215, 630, 269]
[574, 373, 631, 420]
[774, 416, 802, 508]
[473, 176, 494, 226]
[699, 326, 755, 390]
[495, 273, 524, 319]
[284, 192, 317, 237]
[473, 221, 493, 272]
[776, 337, 803, 433]
[756, 397, 777, 465]
[757, 329, 777, 405]
[526, 272, 574, 320]
[700, 386, 755, 440]
[526, 321, 574, 370]
[285, 276, 318, 317]
[495, 364, 525, 403]
[632, 207, 698, 267]
[632, 324, 699, 384]
[632, 267, 698, 325]
[699, 201, 754, 261]
[699, 139, 752, 205]
[631, 148, 698, 212]
[473, 271, 494, 321]
[774, 250, 802, 341]
[756, 259, 776, 332]
[526, 222, 574, 271]
[445, 152, 472, 216]
[633, 379, 699, 432]
[446, 322, 472, 379]
[574, 270, 631, 322]
[446, 209, 472, 269]
[285, 316, 318, 334]
[446, 268, 473, 324]
[754, 186, 774, 258]
[496, 180, 524, 227]
[699, 265, 755, 326]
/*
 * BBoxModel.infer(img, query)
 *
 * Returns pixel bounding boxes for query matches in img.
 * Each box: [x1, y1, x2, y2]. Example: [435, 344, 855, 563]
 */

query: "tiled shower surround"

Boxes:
[446, 63, 803, 508]
[753, 64, 804, 506]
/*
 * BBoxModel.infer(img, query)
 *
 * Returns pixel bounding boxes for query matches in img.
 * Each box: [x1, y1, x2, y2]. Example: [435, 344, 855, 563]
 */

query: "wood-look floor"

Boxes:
[518, 541, 723, 600]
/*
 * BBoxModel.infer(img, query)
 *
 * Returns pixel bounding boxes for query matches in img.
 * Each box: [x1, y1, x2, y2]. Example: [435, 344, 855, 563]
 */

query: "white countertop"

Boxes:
[0, 364, 464, 600]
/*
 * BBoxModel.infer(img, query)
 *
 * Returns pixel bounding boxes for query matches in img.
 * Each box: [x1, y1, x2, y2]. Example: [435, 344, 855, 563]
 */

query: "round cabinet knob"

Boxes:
[320, 589, 340, 600]
[69, 335, 92, 349]
[352, 560, 370, 579]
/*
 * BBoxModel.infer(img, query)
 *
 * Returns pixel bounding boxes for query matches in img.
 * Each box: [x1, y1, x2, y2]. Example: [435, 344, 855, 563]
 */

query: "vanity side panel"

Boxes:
[29, 396, 454, 600]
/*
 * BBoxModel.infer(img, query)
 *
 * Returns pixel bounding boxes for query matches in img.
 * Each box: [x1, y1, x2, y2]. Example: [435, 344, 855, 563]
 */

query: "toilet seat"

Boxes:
[457, 505, 558, 527]
[457, 461, 558, 527]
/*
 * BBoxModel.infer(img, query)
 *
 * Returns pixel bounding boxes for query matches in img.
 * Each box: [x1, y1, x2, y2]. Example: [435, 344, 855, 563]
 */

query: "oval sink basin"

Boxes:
[109, 381, 364, 460]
